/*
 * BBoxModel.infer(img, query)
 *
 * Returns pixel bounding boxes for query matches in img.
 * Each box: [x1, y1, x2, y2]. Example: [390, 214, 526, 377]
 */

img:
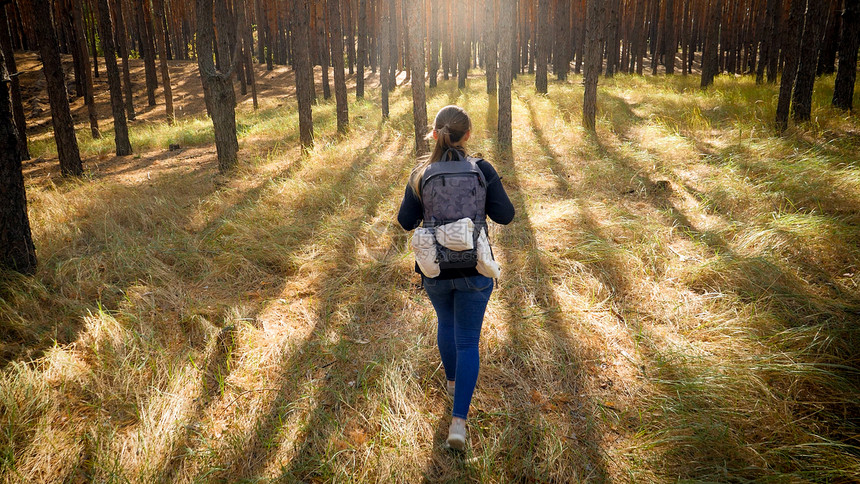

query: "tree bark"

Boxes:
[407, 0, 427, 153]
[484, 0, 497, 93]
[535, 0, 549, 92]
[0, 4, 28, 159]
[197, 0, 240, 172]
[357, 0, 367, 97]
[605, 0, 621, 76]
[457, 0, 468, 88]
[663, 0, 675, 74]
[379, 0, 390, 117]
[328, 0, 349, 133]
[96, 0, 132, 155]
[239, 0, 258, 109]
[70, 0, 99, 138]
[153, 0, 175, 124]
[583, 0, 602, 131]
[775, 0, 807, 132]
[292, 0, 314, 149]
[833, 0, 860, 110]
[497, 0, 513, 148]
[553, 0, 570, 80]
[0, 47, 36, 274]
[701, 0, 722, 87]
[112, 0, 135, 120]
[791, 0, 830, 122]
[428, 0, 438, 87]
[137, 0, 159, 107]
[32, 0, 82, 176]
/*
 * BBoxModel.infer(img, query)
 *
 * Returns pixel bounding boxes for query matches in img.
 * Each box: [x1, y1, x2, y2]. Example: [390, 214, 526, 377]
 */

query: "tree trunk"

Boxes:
[407, 0, 427, 153]
[112, 0, 135, 120]
[605, 0, 620, 77]
[497, 0, 513, 148]
[817, 0, 840, 75]
[153, 0, 175, 124]
[32, 0, 82, 176]
[775, 0, 807, 132]
[138, 0, 158, 107]
[484, 0, 497, 93]
[701, 0, 722, 87]
[380, 0, 390, 117]
[834, 0, 860, 110]
[70, 0, 99, 138]
[346, 0, 355, 75]
[96, 0, 132, 155]
[357, 0, 367, 97]
[239, 0, 258, 109]
[583, 0, 602, 131]
[0, 4, 29, 159]
[328, 0, 349, 133]
[553, 0, 570, 80]
[457, 0, 468, 88]
[197, 0, 240, 172]
[428, 0, 438, 87]
[791, 0, 830, 122]
[766, 0, 781, 83]
[535, 0, 549, 92]
[0, 47, 36, 275]
[663, 0, 675, 74]
[292, 0, 314, 149]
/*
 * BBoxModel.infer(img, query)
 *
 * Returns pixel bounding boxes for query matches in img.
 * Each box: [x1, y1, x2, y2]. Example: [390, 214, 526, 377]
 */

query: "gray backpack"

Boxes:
[420, 150, 488, 270]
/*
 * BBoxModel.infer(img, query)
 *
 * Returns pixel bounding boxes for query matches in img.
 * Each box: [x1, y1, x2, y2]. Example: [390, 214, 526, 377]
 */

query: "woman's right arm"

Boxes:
[397, 185, 423, 230]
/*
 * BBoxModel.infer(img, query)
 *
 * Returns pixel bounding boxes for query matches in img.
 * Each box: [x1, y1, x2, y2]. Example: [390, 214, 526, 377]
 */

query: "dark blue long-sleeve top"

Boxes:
[397, 156, 515, 279]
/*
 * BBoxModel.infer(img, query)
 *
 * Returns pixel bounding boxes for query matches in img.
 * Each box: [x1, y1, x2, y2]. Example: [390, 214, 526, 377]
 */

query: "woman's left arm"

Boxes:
[397, 185, 423, 230]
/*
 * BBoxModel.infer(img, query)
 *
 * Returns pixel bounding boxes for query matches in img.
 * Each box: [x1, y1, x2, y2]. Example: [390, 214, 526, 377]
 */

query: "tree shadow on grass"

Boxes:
[462, 143, 608, 482]
[164, 131, 413, 481]
[582, 133, 860, 481]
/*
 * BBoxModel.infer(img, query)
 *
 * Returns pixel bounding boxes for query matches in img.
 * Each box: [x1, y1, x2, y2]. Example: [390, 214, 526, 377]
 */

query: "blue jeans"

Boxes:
[423, 275, 494, 419]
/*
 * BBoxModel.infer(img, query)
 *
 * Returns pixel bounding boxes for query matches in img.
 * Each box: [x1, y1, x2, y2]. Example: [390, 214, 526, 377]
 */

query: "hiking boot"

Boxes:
[447, 418, 466, 450]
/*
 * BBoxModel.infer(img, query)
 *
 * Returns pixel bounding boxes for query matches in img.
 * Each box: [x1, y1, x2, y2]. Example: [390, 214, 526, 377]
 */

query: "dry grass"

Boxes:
[1, 60, 859, 483]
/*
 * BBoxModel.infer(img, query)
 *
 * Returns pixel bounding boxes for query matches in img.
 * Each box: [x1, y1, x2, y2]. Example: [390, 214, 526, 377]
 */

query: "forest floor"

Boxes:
[2, 54, 860, 483]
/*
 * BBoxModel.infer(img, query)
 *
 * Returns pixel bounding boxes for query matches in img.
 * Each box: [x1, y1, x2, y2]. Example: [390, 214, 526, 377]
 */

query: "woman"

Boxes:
[397, 105, 515, 450]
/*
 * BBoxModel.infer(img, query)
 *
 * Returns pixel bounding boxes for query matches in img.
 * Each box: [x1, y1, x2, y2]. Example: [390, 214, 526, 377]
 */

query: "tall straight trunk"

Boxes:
[442, 0, 450, 80]
[153, 0, 174, 123]
[328, 0, 349, 133]
[631, 0, 646, 73]
[484, 0, 497, 93]
[792, 0, 830, 122]
[834, 0, 860, 110]
[497, 0, 513, 148]
[407, 0, 427, 153]
[318, 2, 331, 99]
[357, 0, 367, 97]
[32, 0, 82, 176]
[0, 4, 29, 159]
[239, 0, 258, 109]
[757, 0, 777, 83]
[553, 0, 570, 80]
[775, 0, 807, 132]
[428, 0, 438, 87]
[766, 0, 782, 83]
[293, 0, 314, 148]
[583, 0, 602, 131]
[605, 0, 620, 76]
[96, 0, 132, 155]
[651, 0, 663, 75]
[388, 0, 396, 88]
[256, 0, 265, 62]
[663, 0, 675, 73]
[112, 0, 135, 120]
[701, 0, 722, 87]
[535, 0, 549, 92]
[379, 0, 390, 117]
[137, 0, 158, 106]
[63, 0, 85, 98]
[197, 0, 240, 171]
[457, 0, 468, 88]
[87, 2, 99, 78]
[0, 47, 36, 274]
[346, 0, 355, 74]
[817, 0, 841, 75]
[71, 0, 99, 138]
